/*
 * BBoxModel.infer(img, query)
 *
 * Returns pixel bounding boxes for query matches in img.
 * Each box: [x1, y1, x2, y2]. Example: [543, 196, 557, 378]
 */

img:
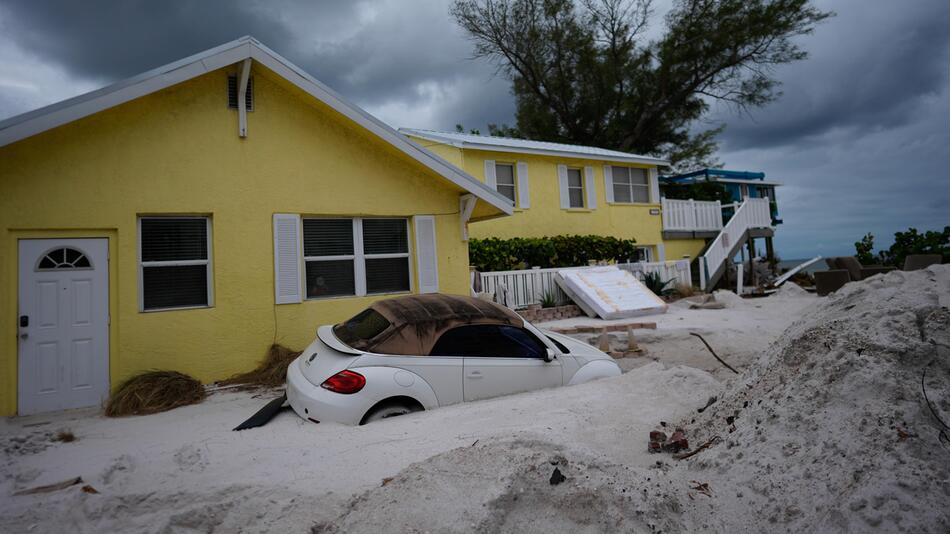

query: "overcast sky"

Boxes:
[1, 0, 947, 259]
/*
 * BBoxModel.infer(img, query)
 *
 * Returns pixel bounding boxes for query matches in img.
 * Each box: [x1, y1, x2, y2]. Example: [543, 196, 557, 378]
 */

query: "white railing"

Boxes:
[478, 260, 692, 309]
[661, 198, 724, 231]
[700, 197, 772, 289]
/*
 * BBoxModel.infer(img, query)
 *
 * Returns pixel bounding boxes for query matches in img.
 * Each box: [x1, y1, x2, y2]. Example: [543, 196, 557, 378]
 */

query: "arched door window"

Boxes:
[36, 247, 93, 271]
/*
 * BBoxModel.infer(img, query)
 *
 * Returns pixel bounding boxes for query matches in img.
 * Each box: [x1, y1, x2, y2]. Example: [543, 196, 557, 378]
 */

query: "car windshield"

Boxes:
[333, 309, 391, 348]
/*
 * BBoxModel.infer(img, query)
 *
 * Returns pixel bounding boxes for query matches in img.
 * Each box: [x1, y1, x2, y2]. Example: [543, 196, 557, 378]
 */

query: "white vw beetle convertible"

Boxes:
[286, 294, 621, 425]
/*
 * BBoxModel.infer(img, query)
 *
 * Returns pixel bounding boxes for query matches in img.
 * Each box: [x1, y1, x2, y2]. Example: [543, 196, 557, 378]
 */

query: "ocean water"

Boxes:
[777, 258, 828, 274]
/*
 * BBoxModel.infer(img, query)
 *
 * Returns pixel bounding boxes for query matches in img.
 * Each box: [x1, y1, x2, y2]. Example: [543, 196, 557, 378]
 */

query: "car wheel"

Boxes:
[361, 401, 422, 424]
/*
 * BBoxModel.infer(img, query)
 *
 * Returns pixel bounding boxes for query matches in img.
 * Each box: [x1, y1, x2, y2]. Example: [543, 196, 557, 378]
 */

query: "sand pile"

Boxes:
[680, 265, 950, 531]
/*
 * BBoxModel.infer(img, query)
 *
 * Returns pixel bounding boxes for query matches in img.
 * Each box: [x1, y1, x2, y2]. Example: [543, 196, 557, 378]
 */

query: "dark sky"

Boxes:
[1, 0, 947, 259]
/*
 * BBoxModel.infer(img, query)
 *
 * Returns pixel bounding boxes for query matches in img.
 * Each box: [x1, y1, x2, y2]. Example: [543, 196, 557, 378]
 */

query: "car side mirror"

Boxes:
[544, 348, 556, 362]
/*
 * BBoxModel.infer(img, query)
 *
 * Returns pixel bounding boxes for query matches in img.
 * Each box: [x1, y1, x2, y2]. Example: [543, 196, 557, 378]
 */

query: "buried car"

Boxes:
[286, 294, 621, 425]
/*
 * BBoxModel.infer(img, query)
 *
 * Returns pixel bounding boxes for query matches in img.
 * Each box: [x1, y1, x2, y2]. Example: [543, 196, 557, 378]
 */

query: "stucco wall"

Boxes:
[663, 239, 708, 262]
[0, 67, 475, 415]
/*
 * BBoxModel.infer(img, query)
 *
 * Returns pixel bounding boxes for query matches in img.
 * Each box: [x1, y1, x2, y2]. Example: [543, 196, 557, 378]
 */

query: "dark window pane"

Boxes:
[74, 256, 91, 268]
[430, 325, 545, 358]
[362, 219, 408, 254]
[65, 248, 82, 264]
[629, 168, 648, 185]
[569, 188, 584, 208]
[333, 309, 391, 348]
[365, 257, 410, 294]
[39, 256, 56, 269]
[497, 184, 516, 203]
[612, 167, 631, 185]
[495, 164, 515, 186]
[306, 259, 355, 297]
[141, 218, 207, 262]
[613, 183, 632, 203]
[567, 168, 583, 187]
[143, 265, 208, 310]
[632, 185, 650, 203]
[303, 219, 353, 257]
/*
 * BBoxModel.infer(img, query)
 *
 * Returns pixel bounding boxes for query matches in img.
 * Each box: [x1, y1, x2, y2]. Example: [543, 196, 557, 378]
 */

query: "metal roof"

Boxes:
[400, 128, 669, 166]
[661, 168, 766, 182]
[0, 36, 513, 216]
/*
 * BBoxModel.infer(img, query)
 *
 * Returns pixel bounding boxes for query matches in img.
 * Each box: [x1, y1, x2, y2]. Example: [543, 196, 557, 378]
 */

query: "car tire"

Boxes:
[361, 401, 422, 424]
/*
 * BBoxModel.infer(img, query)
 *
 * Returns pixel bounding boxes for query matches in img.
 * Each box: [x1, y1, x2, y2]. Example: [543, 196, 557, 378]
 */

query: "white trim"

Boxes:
[413, 215, 439, 294]
[516, 161, 530, 209]
[273, 213, 303, 304]
[0, 36, 513, 217]
[484, 160, 496, 188]
[584, 166, 597, 209]
[459, 194, 477, 241]
[649, 168, 660, 204]
[557, 165, 570, 209]
[603, 165, 614, 204]
[238, 58, 251, 137]
[138, 216, 213, 312]
[400, 128, 669, 166]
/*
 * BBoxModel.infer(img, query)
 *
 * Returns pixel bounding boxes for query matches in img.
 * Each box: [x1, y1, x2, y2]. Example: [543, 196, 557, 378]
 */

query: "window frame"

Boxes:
[611, 166, 650, 204]
[494, 162, 517, 204]
[566, 167, 585, 208]
[137, 216, 214, 313]
[302, 217, 413, 300]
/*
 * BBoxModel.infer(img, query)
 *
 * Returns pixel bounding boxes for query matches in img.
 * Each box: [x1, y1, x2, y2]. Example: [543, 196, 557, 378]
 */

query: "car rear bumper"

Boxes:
[286, 357, 367, 425]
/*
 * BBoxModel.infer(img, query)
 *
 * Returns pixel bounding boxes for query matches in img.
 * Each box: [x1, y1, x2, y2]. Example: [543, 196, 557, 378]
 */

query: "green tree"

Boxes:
[880, 227, 949, 268]
[451, 0, 831, 171]
[854, 232, 875, 265]
[661, 181, 733, 203]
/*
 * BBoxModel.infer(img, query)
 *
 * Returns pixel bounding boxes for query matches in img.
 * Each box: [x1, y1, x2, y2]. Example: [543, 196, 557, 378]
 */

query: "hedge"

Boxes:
[469, 235, 639, 272]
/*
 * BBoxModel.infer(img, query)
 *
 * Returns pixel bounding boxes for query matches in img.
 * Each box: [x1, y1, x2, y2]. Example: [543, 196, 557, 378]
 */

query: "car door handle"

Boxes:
[466, 371, 483, 379]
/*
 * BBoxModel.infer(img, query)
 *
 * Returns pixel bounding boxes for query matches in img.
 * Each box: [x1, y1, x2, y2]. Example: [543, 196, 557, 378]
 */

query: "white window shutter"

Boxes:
[557, 164, 569, 209]
[584, 166, 597, 209]
[273, 214, 302, 304]
[649, 167, 660, 203]
[414, 215, 439, 294]
[516, 161, 530, 209]
[484, 160, 496, 189]
[603, 165, 614, 204]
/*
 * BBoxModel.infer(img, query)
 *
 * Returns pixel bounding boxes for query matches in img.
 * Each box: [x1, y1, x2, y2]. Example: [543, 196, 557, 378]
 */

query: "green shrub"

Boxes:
[539, 291, 558, 308]
[469, 235, 639, 271]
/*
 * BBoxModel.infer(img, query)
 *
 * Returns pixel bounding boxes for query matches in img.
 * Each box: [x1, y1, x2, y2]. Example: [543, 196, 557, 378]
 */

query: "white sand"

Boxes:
[2, 270, 947, 532]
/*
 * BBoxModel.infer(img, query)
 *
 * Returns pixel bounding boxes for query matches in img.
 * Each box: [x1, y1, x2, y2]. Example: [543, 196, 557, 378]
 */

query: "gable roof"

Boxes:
[399, 128, 669, 166]
[0, 36, 512, 216]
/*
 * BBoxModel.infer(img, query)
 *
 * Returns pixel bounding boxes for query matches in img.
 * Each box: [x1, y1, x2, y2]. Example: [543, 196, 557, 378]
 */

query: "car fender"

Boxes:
[350, 366, 440, 411]
[568, 359, 622, 386]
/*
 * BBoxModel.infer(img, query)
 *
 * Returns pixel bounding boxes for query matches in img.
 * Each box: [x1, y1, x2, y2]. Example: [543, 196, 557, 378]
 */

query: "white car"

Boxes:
[286, 294, 621, 425]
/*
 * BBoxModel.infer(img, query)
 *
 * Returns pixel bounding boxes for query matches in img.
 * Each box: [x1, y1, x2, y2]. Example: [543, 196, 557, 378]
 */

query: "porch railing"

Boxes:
[478, 260, 692, 310]
[661, 198, 724, 231]
[699, 197, 773, 289]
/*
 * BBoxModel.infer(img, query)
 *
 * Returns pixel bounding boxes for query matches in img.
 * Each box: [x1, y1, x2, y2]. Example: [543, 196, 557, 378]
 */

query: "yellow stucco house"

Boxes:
[400, 129, 707, 263]
[0, 37, 512, 416]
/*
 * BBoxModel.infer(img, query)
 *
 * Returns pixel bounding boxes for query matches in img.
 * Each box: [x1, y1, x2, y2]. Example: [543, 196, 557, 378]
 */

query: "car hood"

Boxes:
[542, 330, 615, 365]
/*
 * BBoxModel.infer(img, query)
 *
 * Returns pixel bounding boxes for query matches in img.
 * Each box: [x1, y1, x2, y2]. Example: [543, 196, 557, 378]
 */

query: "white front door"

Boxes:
[18, 239, 109, 415]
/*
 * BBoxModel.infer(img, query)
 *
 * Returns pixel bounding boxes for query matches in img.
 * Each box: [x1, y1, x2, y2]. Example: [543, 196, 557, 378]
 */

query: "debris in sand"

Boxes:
[549, 467, 566, 485]
[14, 476, 83, 496]
[381, 477, 394, 487]
[52, 430, 76, 443]
[689, 333, 739, 374]
[674, 436, 721, 460]
[105, 370, 206, 417]
[81, 485, 99, 494]
[697, 396, 718, 413]
[690, 481, 712, 497]
[649, 428, 689, 453]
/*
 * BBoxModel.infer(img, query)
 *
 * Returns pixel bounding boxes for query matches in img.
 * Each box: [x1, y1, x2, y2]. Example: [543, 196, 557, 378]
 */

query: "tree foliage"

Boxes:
[854, 227, 949, 268]
[469, 234, 640, 271]
[661, 181, 733, 203]
[451, 0, 831, 170]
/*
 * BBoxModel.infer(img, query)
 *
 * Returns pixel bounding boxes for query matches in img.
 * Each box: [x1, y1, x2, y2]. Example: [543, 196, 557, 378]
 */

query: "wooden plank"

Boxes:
[548, 321, 657, 334]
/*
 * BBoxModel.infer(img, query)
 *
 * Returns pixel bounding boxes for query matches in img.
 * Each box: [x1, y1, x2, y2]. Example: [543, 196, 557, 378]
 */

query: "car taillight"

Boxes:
[320, 370, 366, 394]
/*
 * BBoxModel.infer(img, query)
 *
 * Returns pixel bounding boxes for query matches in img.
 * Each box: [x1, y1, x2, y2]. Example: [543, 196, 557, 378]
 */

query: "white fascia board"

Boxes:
[0, 36, 512, 216]
[709, 177, 784, 186]
[400, 129, 669, 167]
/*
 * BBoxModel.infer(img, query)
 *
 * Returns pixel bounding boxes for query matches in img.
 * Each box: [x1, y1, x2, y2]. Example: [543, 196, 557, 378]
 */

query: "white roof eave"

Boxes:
[0, 36, 513, 216]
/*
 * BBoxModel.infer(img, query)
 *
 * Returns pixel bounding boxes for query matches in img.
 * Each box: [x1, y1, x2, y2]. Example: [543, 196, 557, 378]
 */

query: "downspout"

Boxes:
[238, 58, 251, 138]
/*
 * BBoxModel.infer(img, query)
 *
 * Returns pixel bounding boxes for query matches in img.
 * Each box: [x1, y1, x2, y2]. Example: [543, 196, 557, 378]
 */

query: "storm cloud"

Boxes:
[0, 0, 947, 258]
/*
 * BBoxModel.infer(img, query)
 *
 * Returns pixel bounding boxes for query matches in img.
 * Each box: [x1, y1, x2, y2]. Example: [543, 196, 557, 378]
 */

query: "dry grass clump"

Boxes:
[52, 430, 76, 443]
[104, 370, 207, 417]
[672, 283, 700, 298]
[219, 344, 302, 388]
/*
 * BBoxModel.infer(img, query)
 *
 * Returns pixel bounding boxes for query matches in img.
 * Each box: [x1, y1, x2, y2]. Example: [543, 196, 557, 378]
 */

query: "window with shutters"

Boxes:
[611, 167, 650, 203]
[494, 163, 516, 203]
[303, 218, 410, 299]
[139, 217, 212, 311]
[567, 168, 585, 208]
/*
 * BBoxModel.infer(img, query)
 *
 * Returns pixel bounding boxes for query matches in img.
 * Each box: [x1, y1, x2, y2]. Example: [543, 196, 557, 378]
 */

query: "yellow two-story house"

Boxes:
[401, 128, 704, 263]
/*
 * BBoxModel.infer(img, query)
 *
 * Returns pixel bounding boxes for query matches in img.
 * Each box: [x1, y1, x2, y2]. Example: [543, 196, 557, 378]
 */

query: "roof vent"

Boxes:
[227, 75, 254, 111]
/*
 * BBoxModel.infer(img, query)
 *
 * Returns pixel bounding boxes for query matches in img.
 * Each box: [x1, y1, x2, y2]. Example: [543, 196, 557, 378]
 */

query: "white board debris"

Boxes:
[555, 266, 668, 319]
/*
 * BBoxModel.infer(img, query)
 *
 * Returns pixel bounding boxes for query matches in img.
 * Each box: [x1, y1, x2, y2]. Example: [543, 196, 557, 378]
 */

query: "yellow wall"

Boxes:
[405, 140, 665, 258]
[1, 67, 481, 415]
[664, 239, 708, 262]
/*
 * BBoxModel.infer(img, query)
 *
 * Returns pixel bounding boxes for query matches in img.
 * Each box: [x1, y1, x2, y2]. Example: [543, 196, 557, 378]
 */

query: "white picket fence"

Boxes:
[477, 260, 693, 309]
[661, 198, 724, 231]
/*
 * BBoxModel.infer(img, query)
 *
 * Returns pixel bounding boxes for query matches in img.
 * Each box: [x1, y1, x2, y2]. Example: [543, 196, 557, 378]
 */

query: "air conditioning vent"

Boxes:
[227, 75, 254, 111]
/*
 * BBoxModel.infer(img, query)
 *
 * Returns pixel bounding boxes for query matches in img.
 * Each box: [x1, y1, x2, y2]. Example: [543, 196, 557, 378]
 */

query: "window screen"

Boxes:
[567, 168, 584, 208]
[302, 218, 410, 298]
[139, 217, 210, 311]
[611, 167, 649, 203]
[495, 163, 516, 203]
[430, 325, 546, 358]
